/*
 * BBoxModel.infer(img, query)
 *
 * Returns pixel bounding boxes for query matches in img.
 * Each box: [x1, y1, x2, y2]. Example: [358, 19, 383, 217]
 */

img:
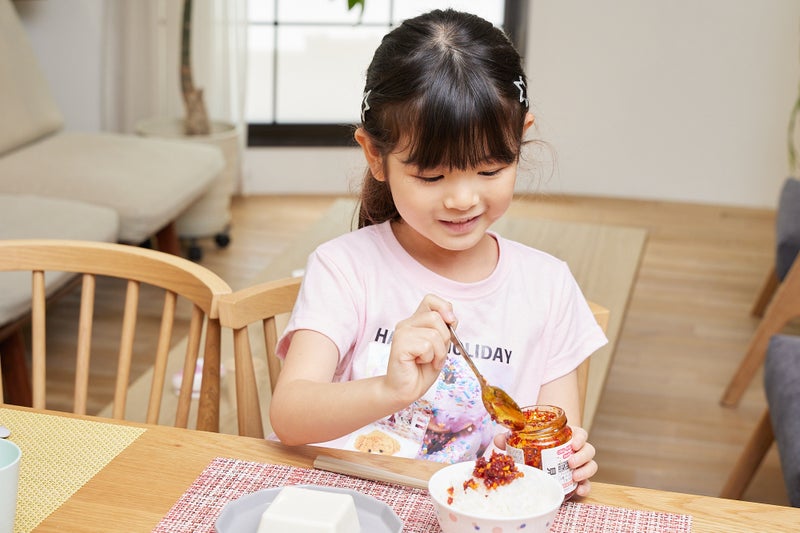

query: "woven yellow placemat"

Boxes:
[0, 408, 145, 532]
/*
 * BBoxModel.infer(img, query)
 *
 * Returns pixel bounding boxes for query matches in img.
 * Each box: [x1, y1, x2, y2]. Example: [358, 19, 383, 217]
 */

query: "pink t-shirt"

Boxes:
[276, 221, 607, 463]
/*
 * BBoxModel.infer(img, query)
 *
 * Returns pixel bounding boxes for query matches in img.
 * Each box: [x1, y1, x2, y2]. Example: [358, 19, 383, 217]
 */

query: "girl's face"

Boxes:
[355, 113, 534, 265]
[381, 148, 517, 254]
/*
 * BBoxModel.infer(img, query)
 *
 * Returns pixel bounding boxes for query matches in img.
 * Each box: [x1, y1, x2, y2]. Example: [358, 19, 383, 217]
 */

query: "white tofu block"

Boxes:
[257, 486, 361, 533]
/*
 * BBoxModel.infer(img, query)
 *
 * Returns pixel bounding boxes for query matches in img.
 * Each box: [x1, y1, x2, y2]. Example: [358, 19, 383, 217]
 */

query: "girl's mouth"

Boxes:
[440, 215, 480, 234]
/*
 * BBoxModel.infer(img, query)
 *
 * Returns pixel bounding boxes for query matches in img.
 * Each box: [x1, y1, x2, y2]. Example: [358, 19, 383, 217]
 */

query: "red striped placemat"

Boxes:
[153, 457, 692, 532]
[552, 501, 692, 532]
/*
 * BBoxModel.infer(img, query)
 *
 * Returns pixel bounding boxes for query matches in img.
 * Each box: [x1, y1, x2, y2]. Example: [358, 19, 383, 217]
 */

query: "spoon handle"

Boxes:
[448, 324, 487, 386]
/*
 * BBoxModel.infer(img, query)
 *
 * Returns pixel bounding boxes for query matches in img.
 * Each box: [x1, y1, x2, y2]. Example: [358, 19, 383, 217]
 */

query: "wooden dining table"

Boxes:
[4, 405, 796, 533]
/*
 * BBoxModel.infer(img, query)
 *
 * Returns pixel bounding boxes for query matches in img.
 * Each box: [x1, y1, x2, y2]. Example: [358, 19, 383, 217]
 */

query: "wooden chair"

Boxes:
[720, 334, 800, 504]
[0, 239, 231, 431]
[582, 301, 610, 421]
[217, 277, 302, 438]
[218, 276, 608, 439]
[721, 177, 800, 407]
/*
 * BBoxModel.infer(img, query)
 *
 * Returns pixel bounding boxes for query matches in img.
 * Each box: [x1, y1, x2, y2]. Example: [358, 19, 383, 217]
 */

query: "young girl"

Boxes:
[270, 8, 605, 496]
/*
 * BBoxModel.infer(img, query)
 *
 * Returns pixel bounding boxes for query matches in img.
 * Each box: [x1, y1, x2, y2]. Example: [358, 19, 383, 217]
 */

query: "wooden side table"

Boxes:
[135, 117, 240, 260]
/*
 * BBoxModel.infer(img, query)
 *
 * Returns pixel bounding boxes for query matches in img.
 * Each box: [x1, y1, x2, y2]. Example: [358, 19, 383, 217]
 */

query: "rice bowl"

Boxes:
[447, 470, 557, 518]
[428, 455, 564, 533]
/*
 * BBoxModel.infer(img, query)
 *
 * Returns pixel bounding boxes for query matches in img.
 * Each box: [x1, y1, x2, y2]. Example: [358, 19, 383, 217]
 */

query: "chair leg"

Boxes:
[154, 221, 182, 257]
[0, 329, 32, 406]
[196, 318, 221, 433]
[720, 409, 774, 499]
[722, 324, 781, 407]
[722, 259, 800, 407]
[751, 266, 779, 318]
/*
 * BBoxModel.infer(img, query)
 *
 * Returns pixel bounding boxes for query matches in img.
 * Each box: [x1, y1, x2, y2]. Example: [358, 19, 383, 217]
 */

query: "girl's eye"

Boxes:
[415, 175, 444, 183]
[479, 167, 506, 177]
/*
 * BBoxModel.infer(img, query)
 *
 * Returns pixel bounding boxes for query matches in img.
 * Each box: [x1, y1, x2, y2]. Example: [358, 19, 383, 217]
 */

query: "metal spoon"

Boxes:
[448, 324, 526, 431]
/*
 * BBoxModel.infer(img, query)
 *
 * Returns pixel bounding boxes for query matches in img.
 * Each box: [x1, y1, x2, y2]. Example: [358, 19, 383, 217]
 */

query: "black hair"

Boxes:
[357, 9, 530, 227]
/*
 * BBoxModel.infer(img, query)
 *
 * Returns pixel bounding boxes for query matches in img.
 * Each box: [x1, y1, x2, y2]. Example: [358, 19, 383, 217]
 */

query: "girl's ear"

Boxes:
[522, 112, 535, 135]
[354, 127, 385, 181]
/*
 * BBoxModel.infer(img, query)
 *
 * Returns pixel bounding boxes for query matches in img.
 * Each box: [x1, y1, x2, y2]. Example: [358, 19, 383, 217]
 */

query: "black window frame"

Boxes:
[247, 0, 529, 148]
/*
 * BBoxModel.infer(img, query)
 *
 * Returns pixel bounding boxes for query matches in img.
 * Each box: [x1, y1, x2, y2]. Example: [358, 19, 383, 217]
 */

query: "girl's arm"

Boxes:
[537, 369, 582, 428]
[269, 295, 454, 446]
[538, 370, 598, 497]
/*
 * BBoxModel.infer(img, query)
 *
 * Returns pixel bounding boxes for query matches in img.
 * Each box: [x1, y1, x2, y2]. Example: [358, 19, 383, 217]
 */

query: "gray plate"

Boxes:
[215, 485, 403, 533]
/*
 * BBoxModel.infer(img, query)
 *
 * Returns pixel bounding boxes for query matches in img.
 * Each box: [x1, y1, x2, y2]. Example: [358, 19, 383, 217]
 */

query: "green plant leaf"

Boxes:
[789, 81, 800, 174]
[348, 0, 365, 12]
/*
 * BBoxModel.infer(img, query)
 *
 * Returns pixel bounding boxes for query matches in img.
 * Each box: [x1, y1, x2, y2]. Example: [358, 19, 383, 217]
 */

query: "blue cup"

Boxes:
[0, 440, 21, 533]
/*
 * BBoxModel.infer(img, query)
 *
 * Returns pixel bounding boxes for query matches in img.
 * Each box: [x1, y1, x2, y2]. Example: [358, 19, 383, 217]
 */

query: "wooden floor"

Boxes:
[36, 193, 794, 506]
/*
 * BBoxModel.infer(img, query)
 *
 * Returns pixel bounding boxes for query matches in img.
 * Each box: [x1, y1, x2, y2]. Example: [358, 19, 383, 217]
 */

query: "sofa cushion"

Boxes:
[0, 194, 119, 326]
[765, 334, 800, 507]
[776, 177, 800, 280]
[0, 0, 63, 156]
[0, 132, 223, 243]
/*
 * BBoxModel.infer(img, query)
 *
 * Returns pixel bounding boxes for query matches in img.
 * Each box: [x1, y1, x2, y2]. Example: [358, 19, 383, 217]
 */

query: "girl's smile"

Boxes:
[439, 214, 481, 235]
[371, 149, 519, 282]
[391, 164, 512, 248]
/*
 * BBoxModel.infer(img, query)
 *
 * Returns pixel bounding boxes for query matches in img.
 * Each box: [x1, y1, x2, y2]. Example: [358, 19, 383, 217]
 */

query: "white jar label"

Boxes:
[506, 444, 525, 465]
[541, 439, 576, 495]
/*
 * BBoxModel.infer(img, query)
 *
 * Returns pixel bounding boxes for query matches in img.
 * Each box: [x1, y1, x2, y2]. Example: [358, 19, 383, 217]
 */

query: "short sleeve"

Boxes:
[540, 264, 608, 384]
[275, 248, 362, 365]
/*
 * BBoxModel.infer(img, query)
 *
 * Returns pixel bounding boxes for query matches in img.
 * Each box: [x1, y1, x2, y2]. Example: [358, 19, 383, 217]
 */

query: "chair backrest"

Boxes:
[217, 276, 302, 438]
[776, 177, 800, 280]
[0, 239, 231, 431]
[581, 301, 610, 420]
[764, 334, 800, 507]
[218, 276, 608, 438]
[0, 0, 63, 156]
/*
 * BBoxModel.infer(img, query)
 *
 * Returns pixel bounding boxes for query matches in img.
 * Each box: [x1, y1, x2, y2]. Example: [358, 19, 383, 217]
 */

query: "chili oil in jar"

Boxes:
[505, 404, 577, 499]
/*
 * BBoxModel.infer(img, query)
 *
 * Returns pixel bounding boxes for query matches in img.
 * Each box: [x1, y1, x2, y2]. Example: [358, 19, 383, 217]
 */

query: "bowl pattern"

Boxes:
[433, 505, 555, 532]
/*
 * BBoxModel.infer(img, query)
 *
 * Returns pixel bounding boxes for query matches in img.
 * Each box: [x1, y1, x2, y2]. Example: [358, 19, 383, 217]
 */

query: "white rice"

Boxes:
[446, 473, 552, 517]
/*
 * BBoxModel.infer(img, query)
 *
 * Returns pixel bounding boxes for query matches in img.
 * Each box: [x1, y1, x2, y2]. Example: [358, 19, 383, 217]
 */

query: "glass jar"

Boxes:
[505, 405, 577, 499]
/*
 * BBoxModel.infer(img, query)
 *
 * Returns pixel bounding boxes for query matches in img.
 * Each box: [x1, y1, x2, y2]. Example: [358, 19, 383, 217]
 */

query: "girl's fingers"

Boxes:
[403, 328, 447, 365]
[571, 458, 598, 482]
[570, 426, 588, 448]
[565, 425, 596, 493]
[415, 295, 457, 342]
[396, 295, 456, 360]
[568, 441, 595, 470]
[574, 479, 592, 498]
[493, 431, 509, 450]
[417, 294, 457, 324]
[567, 426, 593, 468]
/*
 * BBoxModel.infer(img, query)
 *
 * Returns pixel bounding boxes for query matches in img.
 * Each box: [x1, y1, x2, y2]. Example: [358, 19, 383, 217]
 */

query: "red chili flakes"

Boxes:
[524, 408, 558, 430]
[469, 451, 523, 490]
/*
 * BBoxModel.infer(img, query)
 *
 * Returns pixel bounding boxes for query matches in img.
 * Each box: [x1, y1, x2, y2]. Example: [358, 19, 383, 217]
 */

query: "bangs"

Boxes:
[392, 69, 525, 171]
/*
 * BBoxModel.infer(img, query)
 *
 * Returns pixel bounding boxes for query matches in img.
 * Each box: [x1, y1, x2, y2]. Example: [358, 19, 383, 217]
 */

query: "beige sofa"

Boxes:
[0, 0, 226, 404]
[0, 0, 224, 254]
[0, 194, 120, 404]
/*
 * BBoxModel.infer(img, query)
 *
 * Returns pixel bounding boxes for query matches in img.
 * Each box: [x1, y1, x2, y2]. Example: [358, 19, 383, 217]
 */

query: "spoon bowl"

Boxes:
[448, 325, 526, 431]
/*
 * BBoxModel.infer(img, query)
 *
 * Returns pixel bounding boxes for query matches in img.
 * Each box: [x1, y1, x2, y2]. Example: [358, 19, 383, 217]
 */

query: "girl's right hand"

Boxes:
[383, 294, 455, 404]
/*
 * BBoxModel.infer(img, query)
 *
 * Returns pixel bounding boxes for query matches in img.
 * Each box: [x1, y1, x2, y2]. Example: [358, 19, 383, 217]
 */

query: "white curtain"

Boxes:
[101, 1, 162, 134]
[102, 0, 248, 142]
[194, 0, 248, 136]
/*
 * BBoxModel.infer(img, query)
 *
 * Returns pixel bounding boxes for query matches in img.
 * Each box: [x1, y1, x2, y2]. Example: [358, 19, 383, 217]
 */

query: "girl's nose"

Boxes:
[443, 181, 479, 210]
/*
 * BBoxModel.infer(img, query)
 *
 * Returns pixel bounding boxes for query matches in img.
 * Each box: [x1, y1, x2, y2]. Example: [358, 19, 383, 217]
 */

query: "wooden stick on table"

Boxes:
[313, 455, 430, 490]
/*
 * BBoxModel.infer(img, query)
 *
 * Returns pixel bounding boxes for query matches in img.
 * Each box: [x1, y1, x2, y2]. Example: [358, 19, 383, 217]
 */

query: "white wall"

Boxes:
[245, 147, 365, 195]
[16, 0, 106, 132]
[18, 0, 800, 207]
[525, 0, 800, 207]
